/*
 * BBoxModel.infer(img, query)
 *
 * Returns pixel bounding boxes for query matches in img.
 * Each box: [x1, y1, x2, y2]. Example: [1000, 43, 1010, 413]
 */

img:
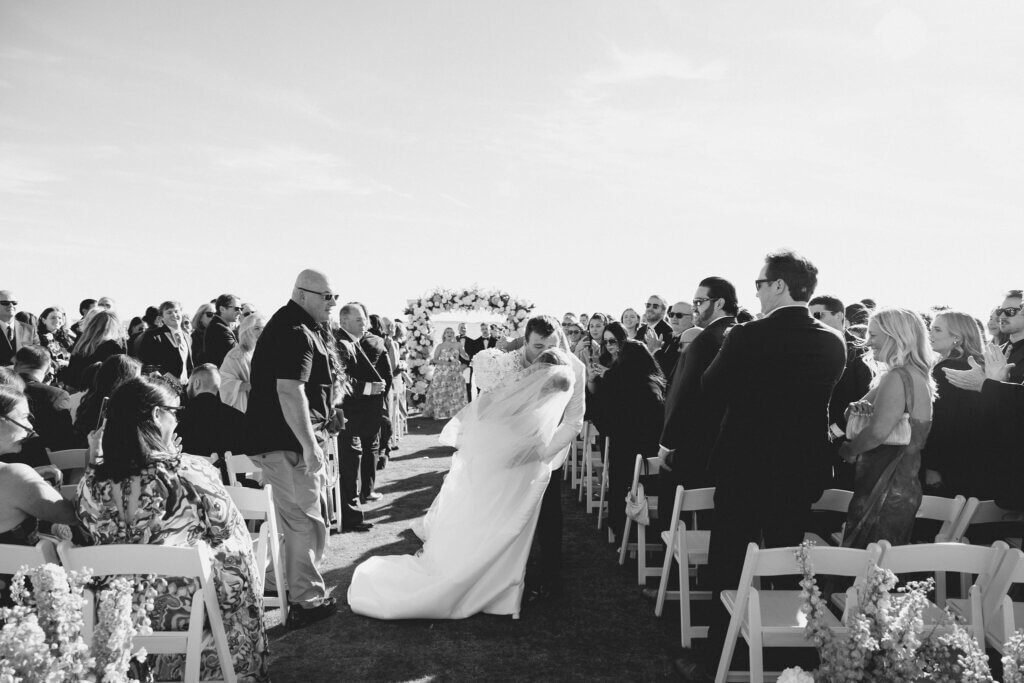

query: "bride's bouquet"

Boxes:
[471, 348, 521, 394]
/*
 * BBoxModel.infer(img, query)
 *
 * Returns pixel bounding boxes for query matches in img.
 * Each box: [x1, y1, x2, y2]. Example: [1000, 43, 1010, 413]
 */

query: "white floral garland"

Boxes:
[403, 287, 534, 406]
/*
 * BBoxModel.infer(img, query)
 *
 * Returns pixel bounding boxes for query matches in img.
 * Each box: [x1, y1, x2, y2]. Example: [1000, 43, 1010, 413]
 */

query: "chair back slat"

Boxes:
[811, 489, 853, 513]
[680, 487, 715, 512]
[46, 448, 89, 471]
[225, 485, 273, 521]
[751, 543, 882, 578]
[0, 540, 59, 574]
[58, 542, 208, 578]
[917, 495, 966, 541]
[877, 540, 1002, 576]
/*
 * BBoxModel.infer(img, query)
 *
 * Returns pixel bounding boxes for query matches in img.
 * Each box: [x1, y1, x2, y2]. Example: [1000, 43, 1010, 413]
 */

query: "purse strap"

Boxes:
[893, 365, 915, 416]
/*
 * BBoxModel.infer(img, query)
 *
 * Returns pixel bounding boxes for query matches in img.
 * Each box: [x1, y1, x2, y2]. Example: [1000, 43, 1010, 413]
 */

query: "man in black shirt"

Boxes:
[245, 268, 338, 627]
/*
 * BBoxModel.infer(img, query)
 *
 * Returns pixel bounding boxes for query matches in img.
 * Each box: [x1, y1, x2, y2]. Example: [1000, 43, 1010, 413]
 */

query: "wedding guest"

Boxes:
[70, 298, 97, 337]
[996, 289, 1024, 384]
[809, 295, 873, 489]
[74, 354, 142, 443]
[241, 302, 257, 319]
[96, 296, 116, 312]
[463, 322, 489, 402]
[988, 307, 1009, 346]
[219, 312, 266, 413]
[189, 302, 215, 363]
[0, 367, 24, 390]
[579, 313, 591, 332]
[562, 312, 578, 327]
[839, 308, 934, 548]
[735, 307, 755, 324]
[676, 251, 846, 680]
[653, 302, 690, 384]
[204, 294, 241, 367]
[860, 298, 877, 311]
[140, 301, 193, 382]
[376, 317, 399, 459]
[14, 346, 75, 451]
[846, 301, 871, 327]
[921, 310, 988, 497]
[588, 321, 665, 541]
[575, 312, 607, 362]
[621, 307, 641, 339]
[660, 277, 739, 490]
[37, 306, 75, 377]
[562, 322, 584, 354]
[77, 376, 268, 681]
[245, 269, 338, 625]
[422, 327, 468, 420]
[637, 295, 674, 349]
[65, 310, 126, 389]
[176, 364, 244, 472]
[0, 291, 39, 366]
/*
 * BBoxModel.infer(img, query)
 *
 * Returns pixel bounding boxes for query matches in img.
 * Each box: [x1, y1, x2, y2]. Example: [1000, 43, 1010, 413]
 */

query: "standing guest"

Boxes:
[336, 304, 392, 513]
[675, 251, 846, 681]
[241, 303, 257, 319]
[988, 307, 1009, 346]
[15, 312, 38, 331]
[922, 310, 988, 497]
[463, 322, 489, 401]
[37, 306, 75, 377]
[659, 277, 739, 491]
[588, 321, 665, 542]
[126, 315, 146, 355]
[377, 317, 400, 460]
[422, 327, 468, 419]
[189, 303, 215, 364]
[562, 312, 578, 327]
[139, 301, 193, 382]
[65, 310, 126, 389]
[219, 312, 266, 414]
[70, 299, 97, 337]
[245, 268, 338, 626]
[0, 291, 39, 366]
[204, 294, 242, 368]
[13, 346, 75, 451]
[860, 298, 877, 311]
[839, 308, 934, 548]
[845, 301, 871, 328]
[96, 296, 116, 312]
[74, 354, 142, 444]
[575, 312, 607, 362]
[176, 364, 244, 470]
[579, 313, 591, 331]
[996, 289, 1024, 384]
[562, 322, 584, 354]
[637, 295, 674, 350]
[77, 376, 268, 681]
[651, 301, 694, 381]
[809, 295, 873, 489]
[392, 320, 411, 426]
[621, 308, 642, 339]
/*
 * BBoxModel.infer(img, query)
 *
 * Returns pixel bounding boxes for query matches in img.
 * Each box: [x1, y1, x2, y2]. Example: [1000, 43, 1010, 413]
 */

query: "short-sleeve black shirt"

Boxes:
[245, 300, 334, 454]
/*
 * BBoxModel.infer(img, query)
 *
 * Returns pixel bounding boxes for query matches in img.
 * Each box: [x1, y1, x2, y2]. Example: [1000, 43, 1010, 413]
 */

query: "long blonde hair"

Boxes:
[74, 310, 125, 359]
[933, 310, 984, 364]
[191, 303, 215, 333]
[869, 307, 936, 397]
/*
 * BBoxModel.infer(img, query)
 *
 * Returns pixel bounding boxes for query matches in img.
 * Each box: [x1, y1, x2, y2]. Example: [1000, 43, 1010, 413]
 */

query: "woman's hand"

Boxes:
[846, 400, 873, 418]
[837, 441, 859, 465]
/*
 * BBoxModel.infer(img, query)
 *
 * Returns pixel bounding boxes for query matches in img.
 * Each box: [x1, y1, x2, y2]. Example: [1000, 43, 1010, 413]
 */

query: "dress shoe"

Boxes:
[362, 492, 383, 503]
[341, 522, 374, 533]
[286, 596, 338, 628]
[673, 649, 713, 682]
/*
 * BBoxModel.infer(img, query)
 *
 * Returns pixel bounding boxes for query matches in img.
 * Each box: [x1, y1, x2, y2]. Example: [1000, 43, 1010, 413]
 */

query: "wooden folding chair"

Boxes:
[46, 447, 89, 484]
[716, 542, 882, 683]
[222, 451, 261, 487]
[58, 540, 237, 683]
[0, 539, 59, 574]
[618, 454, 662, 585]
[225, 485, 288, 622]
[654, 485, 716, 647]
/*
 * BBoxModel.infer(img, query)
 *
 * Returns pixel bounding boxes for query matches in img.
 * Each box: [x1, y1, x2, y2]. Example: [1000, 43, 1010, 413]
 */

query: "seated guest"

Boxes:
[177, 364, 244, 468]
[69, 298, 97, 337]
[621, 307, 641, 339]
[139, 301, 193, 382]
[14, 346, 76, 451]
[189, 302, 215, 364]
[36, 307, 75, 378]
[65, 310, 127, 389]
[588, 321, 666, 542]
[74, 355, 142, 443]
[0, 291, 39, 366]
[76, 377, 268, 681]
[204, 294, 242, 367]
[219, 312, 266, 413]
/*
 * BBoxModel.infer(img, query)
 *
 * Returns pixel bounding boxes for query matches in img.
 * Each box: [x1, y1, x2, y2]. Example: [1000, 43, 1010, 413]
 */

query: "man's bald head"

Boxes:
[291, 269, 337, 323]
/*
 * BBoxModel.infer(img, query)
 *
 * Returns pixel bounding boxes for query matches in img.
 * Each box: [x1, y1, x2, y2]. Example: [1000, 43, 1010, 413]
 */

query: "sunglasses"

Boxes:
[812, 311, 827, 320]
[0, 300, 17, 306]
[754, 278, 775, 290]
[298, 287, 340, 302]
[203, 312, 215, 318]
[603, 338, 619, 346]
[996, 305, 1024, 318]
[668, 312, 692, 319]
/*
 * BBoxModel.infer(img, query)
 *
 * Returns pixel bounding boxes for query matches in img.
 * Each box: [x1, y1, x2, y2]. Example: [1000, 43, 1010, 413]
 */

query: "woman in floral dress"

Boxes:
[77, 376, 268, 682]
[422, 327, 469, 420]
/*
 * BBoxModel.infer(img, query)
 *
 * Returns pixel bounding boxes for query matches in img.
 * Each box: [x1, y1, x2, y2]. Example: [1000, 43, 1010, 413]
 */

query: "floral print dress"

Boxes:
[77, 454, 269, 682]
[422, 347, 468, 420]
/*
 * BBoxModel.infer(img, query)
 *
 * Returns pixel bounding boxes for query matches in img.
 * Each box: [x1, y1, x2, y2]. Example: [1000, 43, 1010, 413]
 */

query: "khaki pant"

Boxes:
[252, 449, 327, 606]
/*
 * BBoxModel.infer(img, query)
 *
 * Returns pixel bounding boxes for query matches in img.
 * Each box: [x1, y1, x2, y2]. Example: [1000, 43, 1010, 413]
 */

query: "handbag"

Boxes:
[625, 483, 650, 526]
[845, 412, 911, 446]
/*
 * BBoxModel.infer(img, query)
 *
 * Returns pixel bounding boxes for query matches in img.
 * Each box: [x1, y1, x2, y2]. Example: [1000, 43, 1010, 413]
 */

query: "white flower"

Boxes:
[777, 667, 814, 683]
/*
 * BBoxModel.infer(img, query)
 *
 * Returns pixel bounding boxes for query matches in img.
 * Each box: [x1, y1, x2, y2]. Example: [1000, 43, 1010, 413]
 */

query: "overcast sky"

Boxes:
[3, 1, 1022, 325]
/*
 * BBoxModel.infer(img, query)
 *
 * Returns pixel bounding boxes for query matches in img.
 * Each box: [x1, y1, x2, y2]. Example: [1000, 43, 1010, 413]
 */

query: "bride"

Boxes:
[348, 347, 576, 620]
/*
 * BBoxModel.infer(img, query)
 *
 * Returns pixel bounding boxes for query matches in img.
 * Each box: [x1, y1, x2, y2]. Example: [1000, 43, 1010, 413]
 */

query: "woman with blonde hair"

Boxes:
[219, 312, 266, 413]
[189, 302, 216, 364]
[839, 307, 934, 548]
[66, 310, 127, 390]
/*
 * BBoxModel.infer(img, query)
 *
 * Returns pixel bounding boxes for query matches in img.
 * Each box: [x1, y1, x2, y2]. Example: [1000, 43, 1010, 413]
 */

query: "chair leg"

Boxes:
[715, 602, 744, 683]
[637, 523, 647, 585]
[618, 517, 633, 565]
[655, 542, 675, 617]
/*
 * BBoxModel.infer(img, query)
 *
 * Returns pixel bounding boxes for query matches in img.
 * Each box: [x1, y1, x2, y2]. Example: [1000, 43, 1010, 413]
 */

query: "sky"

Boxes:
[3, 1, 1023, 326]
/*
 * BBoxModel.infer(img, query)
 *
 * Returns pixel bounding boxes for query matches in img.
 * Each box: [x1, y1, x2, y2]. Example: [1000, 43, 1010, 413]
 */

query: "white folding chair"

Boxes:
[58, 540, 237, 683]
[588, 437, 609, 520]
[222, 451, 261, 487]
[825, 494, 965, 550]
[0, 539, 59, 574]
[225, 485, 288, 622]
[654, 485, 715, 647]
[805, 488, 853, 547]
[618, 454, 662, 585]
[577, 422, 595, 501]
[46, 447, 90, 484]
[973, 546, 1024, 652]
[324, 437, 344, 533]
[60, 484, 78, 501]
[716, 542, 882, 683]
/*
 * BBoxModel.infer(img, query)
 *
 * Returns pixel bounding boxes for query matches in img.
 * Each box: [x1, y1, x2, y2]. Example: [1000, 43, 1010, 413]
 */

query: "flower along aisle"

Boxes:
[403, 287, 533, 408]
[779, 541, 1024, 682]
[0, 563, 153, 682]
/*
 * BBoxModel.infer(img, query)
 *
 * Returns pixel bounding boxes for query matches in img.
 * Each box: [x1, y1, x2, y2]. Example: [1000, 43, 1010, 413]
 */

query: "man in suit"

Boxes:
[675, 252, 846, 682]
[652, 301, 695, 384]
[336, 302, 391, 530]
[177, 364, 245, 481]
[0, 291, 40, 366]
[637, 294, 675, 349]
[463, 322, 490, 401]
[14, 345, 76, 451]
[996, 289, 1024, 384]
[139, 301, 194, 382]
[204, 293, 242, 367]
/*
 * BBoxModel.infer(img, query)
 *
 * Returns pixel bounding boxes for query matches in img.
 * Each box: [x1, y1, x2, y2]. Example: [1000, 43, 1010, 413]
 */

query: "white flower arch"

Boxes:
[403, 287, 535, 406]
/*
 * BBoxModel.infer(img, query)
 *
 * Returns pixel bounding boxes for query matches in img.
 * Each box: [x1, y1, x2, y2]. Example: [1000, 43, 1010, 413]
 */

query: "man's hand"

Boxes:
[368, 381, 386, 395]
[944, 361, 986, 393]
[303, 442, 326, 474]
[644, 327, 661, 353]
[983, 343, 1013, 381]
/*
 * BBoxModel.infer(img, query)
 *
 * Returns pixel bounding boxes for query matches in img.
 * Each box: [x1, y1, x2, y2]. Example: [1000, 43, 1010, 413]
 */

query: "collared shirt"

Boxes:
[766, 303, 810, 317]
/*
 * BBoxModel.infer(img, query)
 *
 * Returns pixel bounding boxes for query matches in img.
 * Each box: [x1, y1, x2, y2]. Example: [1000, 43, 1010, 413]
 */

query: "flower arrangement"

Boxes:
[0, 563, 153, 683]
[403, 286, 534, 407]
[783, 541, 1024, 682]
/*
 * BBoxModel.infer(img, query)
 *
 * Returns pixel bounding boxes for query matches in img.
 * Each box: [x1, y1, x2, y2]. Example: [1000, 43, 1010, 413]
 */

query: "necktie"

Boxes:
[6, 325, 13, 346]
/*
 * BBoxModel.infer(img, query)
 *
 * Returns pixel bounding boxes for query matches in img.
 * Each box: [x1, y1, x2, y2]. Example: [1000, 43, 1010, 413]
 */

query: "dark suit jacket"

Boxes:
[829, 332, 873, 432]
[1003, 339, 1024, 384]
[204, 315, 237, 368]
[1, 320, 38, 366]
[637, 319, 674, 348]
[980, 379, 1024, 508]
[139, 327, 194, 379]
[660, 316, 735, 484]
[21, 377, 76, 451]
[176, 391, 245, 460]
[336, 330, 392, 433]
[483, 337, 500, 349]
[702, 306, 846, 503]
[464, 336, 487, 361]
[654, 337, 683, 386]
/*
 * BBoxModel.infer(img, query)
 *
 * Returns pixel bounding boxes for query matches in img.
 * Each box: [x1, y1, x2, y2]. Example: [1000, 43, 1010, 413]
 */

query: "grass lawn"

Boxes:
[263, 417, 685, 682]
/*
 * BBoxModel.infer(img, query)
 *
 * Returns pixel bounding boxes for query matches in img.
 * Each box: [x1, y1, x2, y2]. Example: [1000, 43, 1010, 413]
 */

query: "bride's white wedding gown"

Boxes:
[348, 362, 574, 620]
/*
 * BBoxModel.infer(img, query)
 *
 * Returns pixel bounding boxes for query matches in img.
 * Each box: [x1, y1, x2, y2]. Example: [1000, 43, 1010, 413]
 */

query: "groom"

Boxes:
[516, 315, 585, 601]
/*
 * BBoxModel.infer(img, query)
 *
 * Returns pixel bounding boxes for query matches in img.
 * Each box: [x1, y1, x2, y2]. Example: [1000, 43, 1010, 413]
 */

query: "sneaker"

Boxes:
[287, 597, 338, 628]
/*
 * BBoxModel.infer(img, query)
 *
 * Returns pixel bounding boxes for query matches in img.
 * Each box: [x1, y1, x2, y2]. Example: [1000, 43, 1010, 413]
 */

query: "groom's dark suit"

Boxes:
[701, 305, 846, 655]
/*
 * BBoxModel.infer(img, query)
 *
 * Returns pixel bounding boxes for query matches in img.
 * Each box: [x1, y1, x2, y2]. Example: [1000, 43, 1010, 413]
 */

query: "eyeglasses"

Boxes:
[692, 297, 716, 309]
[811, 311, 836, 320]
[298, 287, 340, 302]
[754, 278, 776, 290]
[0, 414, 37, 439]
[0, 300, 17, 307]
[158, 405, 186, 417]
[668, 311, 692, 319]
[996, 305, 1024, 318]
[228, 306, 243, 312]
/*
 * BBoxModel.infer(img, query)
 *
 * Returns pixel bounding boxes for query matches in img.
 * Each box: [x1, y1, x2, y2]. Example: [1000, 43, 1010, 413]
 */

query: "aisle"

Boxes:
[265, 418, 680, 682]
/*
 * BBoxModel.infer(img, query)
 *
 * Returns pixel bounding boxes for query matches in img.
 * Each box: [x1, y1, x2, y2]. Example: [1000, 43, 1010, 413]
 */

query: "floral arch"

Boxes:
[403, 287, 534, 406]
